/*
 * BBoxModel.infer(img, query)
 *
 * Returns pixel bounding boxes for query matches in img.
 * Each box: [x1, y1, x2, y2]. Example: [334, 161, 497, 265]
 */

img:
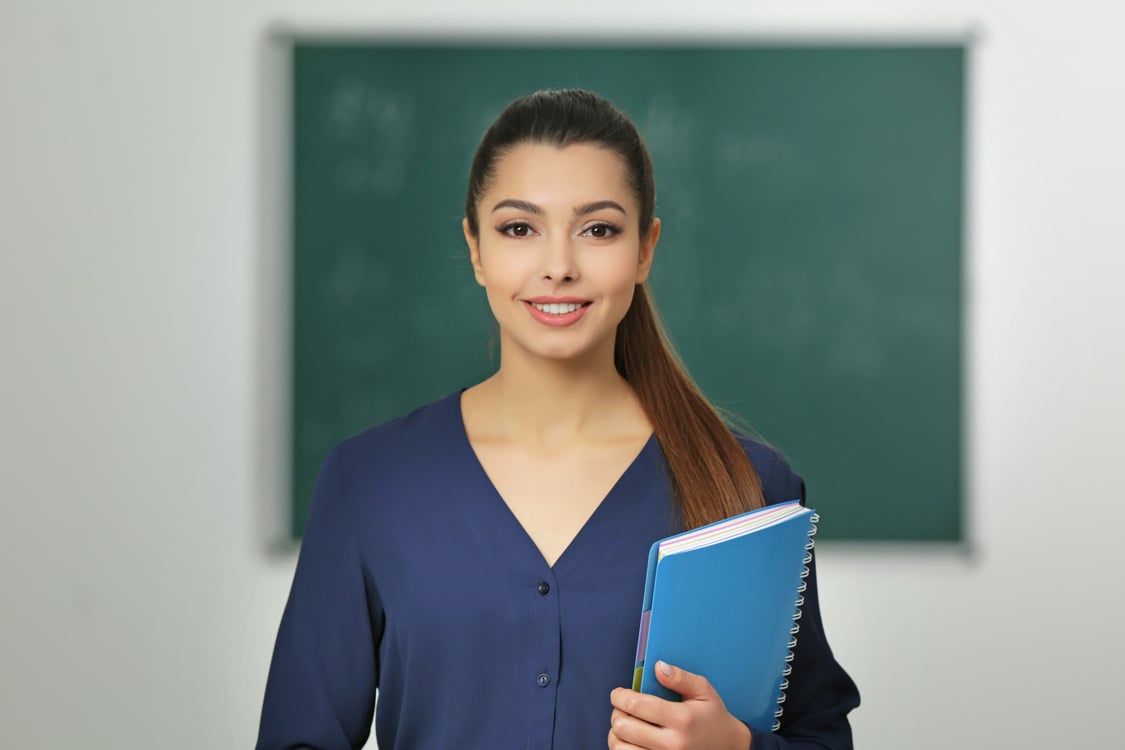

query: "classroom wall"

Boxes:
[2, 1, 1122, 748]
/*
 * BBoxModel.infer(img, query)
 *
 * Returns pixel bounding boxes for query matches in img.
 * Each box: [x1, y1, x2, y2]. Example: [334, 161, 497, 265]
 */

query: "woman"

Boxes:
[257, 89, 859, 750]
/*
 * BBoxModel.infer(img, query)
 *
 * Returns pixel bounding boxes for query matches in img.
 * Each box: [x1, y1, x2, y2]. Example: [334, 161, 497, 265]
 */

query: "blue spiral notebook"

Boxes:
[631, 500, 818, 732]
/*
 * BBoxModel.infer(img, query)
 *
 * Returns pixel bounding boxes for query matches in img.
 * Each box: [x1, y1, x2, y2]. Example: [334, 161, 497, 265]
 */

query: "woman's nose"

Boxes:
[541, 234, 578, 282]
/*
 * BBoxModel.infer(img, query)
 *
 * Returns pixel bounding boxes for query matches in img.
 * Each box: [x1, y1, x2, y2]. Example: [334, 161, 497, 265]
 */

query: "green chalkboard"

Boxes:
[289, 42, 964, 542]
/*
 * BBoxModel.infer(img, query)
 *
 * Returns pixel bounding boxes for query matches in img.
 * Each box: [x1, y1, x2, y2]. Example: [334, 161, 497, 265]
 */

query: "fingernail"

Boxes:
[658, 660, 673, 676]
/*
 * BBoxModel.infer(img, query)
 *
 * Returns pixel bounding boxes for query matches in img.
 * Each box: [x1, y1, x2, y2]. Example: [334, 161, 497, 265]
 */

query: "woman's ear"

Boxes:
[635, 217, 661, 284]
[463, 217, 486, 287]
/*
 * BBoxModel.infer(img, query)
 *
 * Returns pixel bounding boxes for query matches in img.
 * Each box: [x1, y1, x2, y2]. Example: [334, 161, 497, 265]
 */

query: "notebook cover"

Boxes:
[634, 503, 814, 731]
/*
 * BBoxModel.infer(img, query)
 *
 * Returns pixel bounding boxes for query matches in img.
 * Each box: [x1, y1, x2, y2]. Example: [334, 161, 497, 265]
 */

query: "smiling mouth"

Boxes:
[529, 302, 589, 315]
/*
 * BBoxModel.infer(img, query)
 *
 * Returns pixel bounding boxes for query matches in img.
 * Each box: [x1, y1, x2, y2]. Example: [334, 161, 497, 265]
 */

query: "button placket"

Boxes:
[524, 568, 561, 748]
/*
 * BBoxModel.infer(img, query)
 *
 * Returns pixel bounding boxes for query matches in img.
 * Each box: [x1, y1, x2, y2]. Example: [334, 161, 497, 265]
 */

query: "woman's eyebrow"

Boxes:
[575, 200, 627, 217]
[491, 199, 542, 214]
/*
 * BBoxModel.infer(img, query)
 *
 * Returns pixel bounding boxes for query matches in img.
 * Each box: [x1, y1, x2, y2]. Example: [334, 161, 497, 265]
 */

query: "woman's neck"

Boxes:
[467, 351, 649, 446]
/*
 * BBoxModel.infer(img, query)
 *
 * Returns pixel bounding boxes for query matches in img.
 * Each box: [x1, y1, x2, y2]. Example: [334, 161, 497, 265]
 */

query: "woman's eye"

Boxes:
[583, 222, 622, 239]
[499, 222, 535, 238]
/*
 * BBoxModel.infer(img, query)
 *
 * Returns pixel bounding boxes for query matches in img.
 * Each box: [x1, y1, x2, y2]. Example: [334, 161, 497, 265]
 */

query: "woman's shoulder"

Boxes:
[331, 390, 464, 472]
[734, 434, 806, 507]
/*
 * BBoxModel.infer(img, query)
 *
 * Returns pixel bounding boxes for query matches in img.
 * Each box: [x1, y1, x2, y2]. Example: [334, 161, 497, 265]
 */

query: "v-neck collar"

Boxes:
[450, 389, 657, 572]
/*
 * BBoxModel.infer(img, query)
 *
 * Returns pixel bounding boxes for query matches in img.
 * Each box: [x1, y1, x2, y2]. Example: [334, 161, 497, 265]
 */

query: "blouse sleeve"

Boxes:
[745, 444, 861, 750]
[256, 446, 383, 750]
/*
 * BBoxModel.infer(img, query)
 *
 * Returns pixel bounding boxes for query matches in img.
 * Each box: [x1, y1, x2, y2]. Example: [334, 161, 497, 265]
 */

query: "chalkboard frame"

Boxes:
[277, 37, 969, 545]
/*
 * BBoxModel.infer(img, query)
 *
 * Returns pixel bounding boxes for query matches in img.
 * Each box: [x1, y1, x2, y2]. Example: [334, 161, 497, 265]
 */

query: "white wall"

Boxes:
[2, 2, 1122, 748]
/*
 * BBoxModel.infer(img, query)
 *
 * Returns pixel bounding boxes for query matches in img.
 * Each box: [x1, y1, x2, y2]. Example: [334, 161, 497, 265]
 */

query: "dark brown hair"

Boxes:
[465, 89, 764, 528]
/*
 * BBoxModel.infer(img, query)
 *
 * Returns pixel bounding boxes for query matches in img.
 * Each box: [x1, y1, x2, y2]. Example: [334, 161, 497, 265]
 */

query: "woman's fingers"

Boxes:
[609, 686, 675, 727]
[608, 663, 749, 750]
[652, 660, 717, 702]
[608, 707, 663, 750]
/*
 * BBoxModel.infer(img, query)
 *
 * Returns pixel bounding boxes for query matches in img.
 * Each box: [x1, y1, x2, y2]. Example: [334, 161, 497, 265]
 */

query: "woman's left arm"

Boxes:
[607, 551, 859, 750]
[609, 442, 860, 750]
[744, 446, 861, 748]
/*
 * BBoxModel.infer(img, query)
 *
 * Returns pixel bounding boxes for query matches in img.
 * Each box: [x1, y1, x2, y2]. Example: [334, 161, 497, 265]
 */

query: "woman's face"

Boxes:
[463, 142, 660, 367]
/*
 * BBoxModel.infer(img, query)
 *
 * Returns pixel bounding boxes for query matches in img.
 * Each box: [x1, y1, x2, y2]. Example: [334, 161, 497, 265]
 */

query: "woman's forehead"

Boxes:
[485, 142, 634, 204]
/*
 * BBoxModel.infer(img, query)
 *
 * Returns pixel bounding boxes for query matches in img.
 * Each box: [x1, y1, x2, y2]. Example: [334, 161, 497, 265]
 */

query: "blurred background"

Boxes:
[2, 2, 1123, 748]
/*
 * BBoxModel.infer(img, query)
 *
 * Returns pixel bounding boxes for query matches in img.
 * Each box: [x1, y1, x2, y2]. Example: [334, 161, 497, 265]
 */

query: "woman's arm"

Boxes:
[746, 551, 860, 750]
[750, 446, 860, 749]
[256, 447, 382, 750]
[607, 553, 857, 749]
[607, 444, 860, 750]
[607, 552, 858, 750]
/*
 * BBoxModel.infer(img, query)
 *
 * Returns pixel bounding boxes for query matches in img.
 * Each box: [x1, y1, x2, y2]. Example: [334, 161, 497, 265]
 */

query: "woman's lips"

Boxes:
[523, 299, 591, 327]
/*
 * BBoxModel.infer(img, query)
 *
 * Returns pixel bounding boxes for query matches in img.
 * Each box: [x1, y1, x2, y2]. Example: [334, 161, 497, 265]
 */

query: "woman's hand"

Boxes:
[607, 661, 752, 750]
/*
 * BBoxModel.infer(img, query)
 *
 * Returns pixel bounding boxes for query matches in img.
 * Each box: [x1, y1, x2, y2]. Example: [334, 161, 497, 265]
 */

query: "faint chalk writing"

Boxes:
[327, 80, 415, 196]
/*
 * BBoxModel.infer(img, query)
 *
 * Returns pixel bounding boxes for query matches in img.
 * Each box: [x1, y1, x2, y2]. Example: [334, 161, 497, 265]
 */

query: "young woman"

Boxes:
[257, 89, 859, 750]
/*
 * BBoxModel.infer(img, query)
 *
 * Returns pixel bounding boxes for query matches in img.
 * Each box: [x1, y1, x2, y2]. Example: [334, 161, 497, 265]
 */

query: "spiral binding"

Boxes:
[772, 512, 819, 732]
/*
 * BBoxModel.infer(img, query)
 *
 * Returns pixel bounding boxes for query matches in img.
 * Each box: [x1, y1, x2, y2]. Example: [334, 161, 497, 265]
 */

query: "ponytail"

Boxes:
[616, 285, 765, 529]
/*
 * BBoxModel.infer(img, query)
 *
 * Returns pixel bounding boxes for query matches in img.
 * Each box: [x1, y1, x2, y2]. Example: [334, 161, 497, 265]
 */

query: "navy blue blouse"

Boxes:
[256, 391, 858, 749]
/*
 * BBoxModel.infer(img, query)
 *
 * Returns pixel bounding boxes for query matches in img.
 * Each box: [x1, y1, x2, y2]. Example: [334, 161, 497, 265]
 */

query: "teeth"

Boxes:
[533, 302, 583, 315]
